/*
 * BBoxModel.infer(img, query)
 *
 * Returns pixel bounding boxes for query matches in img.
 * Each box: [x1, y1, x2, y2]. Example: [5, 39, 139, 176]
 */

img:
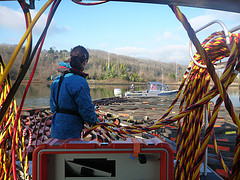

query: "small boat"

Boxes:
[124, 81, 178, 97]
[114, 88, 122, 97]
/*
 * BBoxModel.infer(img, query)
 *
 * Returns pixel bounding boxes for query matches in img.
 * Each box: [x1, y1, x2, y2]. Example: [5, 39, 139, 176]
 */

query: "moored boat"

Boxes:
[125, 81, 178, 97]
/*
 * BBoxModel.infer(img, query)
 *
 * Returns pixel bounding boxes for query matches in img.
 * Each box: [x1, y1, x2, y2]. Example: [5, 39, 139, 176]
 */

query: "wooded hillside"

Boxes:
[0, 44, 187, 83]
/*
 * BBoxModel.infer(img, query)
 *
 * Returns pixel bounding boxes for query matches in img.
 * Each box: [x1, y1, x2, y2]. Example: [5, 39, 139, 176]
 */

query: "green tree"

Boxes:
[93, 71, 98, 80]
[48, 47, 55, 54]
[169, 73, 175, 80]
[99, 73, 105, 80]
[121, 72, 129, 81]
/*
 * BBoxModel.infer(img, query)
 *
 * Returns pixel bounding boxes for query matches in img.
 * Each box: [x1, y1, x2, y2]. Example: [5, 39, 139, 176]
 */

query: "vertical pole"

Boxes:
[204, 104, 208, 176]
[162, 67, 163, 84]
[108, 51, 110, 69]
[176, 61, 178, 83]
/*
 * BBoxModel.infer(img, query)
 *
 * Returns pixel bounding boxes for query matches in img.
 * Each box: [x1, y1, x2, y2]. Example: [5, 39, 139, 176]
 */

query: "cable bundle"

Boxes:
[169, 5, 240, 179]
[0, 0, 62, 179]
[0, 56, 20, 179]
[84, 6, 239, 180]
[84, 32, 239, 180]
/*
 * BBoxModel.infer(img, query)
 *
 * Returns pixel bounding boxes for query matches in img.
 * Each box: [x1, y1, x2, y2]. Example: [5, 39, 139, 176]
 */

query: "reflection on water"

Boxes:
[14, 83, 240, 108]
[90, 84, 147, 100]
[15, 83, 51, 108]
[212, 86, 240, 108]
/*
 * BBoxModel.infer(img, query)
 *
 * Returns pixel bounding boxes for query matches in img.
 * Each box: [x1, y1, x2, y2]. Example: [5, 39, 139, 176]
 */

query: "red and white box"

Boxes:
[32, 138, 174, 180]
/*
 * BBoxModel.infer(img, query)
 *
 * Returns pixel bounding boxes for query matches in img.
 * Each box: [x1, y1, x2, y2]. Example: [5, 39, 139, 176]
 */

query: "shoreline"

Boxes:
[18, 77, 240, 86]
[19, 80, 240, 87]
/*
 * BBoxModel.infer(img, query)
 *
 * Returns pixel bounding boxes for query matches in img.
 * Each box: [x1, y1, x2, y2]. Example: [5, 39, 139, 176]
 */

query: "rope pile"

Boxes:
[84, 6, 240, 180]
[85, 31, 239, 179]
[170, 6, 240, 179]
[0, 0, 61, 179]
[0, 57, 24, 179]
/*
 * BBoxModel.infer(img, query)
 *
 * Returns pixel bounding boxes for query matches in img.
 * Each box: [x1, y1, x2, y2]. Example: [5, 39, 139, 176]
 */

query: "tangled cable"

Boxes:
[0, 0, 61, 179]
[84, 32, 239, 180]
[83, 6, 240, 180]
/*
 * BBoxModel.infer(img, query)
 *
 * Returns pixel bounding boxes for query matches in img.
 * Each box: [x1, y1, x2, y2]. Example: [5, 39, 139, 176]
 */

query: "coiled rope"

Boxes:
[0, 0, 61, 179]
[83, 6, 240, 180]
[0, 56, 20, 180]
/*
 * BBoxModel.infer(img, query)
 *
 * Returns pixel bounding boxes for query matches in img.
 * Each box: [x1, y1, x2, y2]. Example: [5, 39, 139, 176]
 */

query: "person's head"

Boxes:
[70, 45, 89, 71]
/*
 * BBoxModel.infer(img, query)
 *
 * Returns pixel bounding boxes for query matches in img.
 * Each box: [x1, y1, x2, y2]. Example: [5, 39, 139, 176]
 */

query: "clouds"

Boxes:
[30, 10, 70, 35]
[110, 9, 239, 65]
[112, 43, 189, 65]
[0, 6, 24, 31]
[109, 26, 192, 65]
[112, 46, 148, 58]
[154, 31, 186, 44]
[109, 22, 191, 64]
[1, 3, 239, 66]
[188, 10, 240, 32]
[206, 10, 240, 25]
[0, 5, 69, 36]
[110, 19, 191, 65]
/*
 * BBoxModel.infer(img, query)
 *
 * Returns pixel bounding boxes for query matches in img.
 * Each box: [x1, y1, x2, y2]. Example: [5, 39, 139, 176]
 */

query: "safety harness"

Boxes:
[55, 68, 87, 118]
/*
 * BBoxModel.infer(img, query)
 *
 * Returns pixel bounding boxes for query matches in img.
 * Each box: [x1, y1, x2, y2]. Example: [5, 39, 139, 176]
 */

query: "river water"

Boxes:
[14, 83, 240, 108]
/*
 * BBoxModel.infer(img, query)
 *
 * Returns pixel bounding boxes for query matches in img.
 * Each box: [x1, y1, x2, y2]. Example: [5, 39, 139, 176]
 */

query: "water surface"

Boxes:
[15, 83, 239, 108]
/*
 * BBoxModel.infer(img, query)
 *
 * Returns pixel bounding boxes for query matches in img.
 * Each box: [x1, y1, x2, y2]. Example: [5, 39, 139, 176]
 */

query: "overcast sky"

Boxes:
[0, 1, 240, 65]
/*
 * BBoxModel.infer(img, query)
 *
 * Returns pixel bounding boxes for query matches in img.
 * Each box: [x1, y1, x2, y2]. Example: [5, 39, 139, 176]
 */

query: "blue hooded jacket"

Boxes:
[50, 68, 97, 139]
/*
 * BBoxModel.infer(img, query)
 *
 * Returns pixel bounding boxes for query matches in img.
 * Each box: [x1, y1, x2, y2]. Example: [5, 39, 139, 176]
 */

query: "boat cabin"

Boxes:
[147, 82, 170, 93]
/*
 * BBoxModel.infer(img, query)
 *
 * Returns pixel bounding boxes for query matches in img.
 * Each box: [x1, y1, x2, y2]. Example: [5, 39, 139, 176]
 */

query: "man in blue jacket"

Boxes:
[50, 45, 98, 139]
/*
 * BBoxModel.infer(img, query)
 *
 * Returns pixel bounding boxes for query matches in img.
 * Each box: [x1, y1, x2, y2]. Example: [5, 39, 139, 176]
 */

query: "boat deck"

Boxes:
[93, 97, 238, 179]
[19, 97, 238, 179]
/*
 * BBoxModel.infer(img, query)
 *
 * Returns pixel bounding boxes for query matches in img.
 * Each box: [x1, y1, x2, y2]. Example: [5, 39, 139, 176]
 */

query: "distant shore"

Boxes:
[20, 79, 239, 87]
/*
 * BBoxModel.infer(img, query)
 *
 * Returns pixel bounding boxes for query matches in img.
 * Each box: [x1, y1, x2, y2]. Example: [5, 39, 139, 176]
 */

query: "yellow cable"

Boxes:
[19, 11, 32, 75]
[0, 0, 54, 86]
